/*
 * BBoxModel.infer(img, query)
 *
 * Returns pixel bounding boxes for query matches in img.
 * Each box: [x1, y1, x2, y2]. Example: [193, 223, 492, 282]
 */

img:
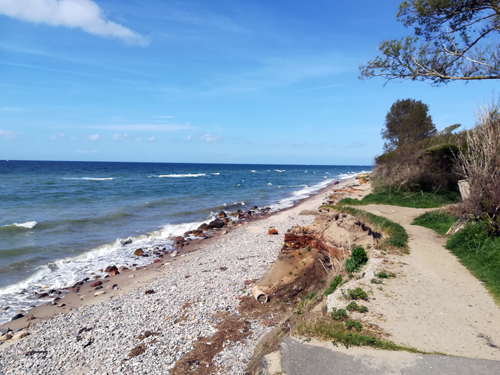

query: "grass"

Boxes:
[323, 275, 343, 296]
[345, 246, 368, 273]
[446, 221, 500, 302]
[346, 301, 368, 313]
[321, 205, 408, 251]
[295, 319, 429, 352]
[412, 211, 458, 235]
[337, 188, 460, 208]
[347, 287, 369, 301]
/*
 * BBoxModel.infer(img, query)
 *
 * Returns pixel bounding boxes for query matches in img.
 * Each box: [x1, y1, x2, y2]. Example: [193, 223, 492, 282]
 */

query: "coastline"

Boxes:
[0, 177, 361, 354]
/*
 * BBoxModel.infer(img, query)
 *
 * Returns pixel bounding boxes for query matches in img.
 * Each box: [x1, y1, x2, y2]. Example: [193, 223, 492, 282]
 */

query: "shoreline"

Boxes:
[0, 177, 360, 335]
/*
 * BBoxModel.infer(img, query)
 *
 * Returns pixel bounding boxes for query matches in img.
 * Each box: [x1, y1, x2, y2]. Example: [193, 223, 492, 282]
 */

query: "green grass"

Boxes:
[321, 205, 408, 251]
[345, 246, 368, 273]
[323, 275, 343, 296]
[295, 319, 431, 352]
[446, 221, 500, 303]
[412, 211, 458, 235]
[337, 188, 460, 208]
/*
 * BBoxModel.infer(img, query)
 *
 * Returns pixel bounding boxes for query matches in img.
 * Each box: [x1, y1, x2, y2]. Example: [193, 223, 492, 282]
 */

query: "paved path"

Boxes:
[280, 337, 500, 375]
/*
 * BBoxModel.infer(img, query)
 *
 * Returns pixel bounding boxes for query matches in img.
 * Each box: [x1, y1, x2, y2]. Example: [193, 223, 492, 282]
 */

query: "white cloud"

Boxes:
[86, 134, 100, 142]
[136, 137, 142, 142]
[0, 107, 26, 112]
[147, 136, 156, 142]
[111, 133, 128, 141]
[186, 135, 193, 142]
[200, 134, 222, 144]
[91, 123, 194, 132]
[0, 129, 20, 140]
[50, 132, 65, 140]
[0, 0, 148, 46]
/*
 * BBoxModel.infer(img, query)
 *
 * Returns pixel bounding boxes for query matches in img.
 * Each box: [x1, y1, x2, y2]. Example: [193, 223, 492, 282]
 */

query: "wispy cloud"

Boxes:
[0, 129, 20, 140]
[91, 124, 195, 132]
[200, 134, 222, 143]
[0, 0, 148, 46]
[86, 134, 100, 142]
[50, 132, 65, 140]
[0, 107, 26, 112]
[147, 136, 156, 142]
[111, 133, 129, 141]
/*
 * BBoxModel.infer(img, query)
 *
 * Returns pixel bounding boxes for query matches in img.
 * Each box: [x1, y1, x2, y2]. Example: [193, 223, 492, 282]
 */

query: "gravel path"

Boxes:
[0, 210, 316, 374]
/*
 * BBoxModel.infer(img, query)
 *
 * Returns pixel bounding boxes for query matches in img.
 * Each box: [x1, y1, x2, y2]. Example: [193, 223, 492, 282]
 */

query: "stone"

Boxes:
[11, 314, 24, 321]
[95, 286, 103, 290]
[94, 291, 106, 297]
[57, 303, 66, 308]
[90, 281, 102, 288]
[0, 328, 9, 335]
[118, 266, 129, 271]
[0, 334, 12, 341]
[153, 259, 160, 263]
[143, 289, 155, 295]
[133, 248, 144, 257]
[197, 223, 209, 231]
[11, 331, 29, 340]
[105, 265, 118, 273]
[268, 228, 278, 235]
[72, 288, 80, 293]
[93, 275, 100, 279]
[37, 293, 49, 299]
[208, 219, 225, 229]
[170, 251, 178, 258]
[218, 211, 227, 218]
[251, 206, 258, 210]
[108, 270, 120, 276]
[25, 314, 36, 322]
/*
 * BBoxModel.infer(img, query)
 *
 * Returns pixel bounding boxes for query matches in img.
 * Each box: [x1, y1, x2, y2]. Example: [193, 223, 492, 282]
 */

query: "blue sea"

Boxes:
[0, 160, 370, 323]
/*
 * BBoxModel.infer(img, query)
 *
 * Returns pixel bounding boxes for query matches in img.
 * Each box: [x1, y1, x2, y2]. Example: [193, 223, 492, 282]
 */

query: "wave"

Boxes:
[275, 169, 285, 172]
[156, 174, 206, 178]
[212, 173, 220, 175]
[63, 177, 114, 181]
[0, 221, 37, 231]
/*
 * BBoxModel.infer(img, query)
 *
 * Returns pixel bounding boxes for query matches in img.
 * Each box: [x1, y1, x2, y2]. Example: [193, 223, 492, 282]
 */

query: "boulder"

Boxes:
[118, 266, 129, 271]
[108, 270, 120, 276]
[197, 223, 209, 231]
[207, 219, 225, 229]
[268, 228, 278, 235]
[94, 291, 106, 297]
[37, 293, 49, 299]
[251, 206, 258, 210]
[153, 259, 160, 263]
[11, 314, 24, 321]
[90, 281, 102, 288]
[11, 331, 29, 340]
[133, 248, 144, 257]
[170, 251, 178, 258]
[105, 265, 118, 273]
[218, 211, 227, 218]
[25, 314, 36, 322]
[0, 334, 12, 341]
[143, 289, 155, 295]
[0, 328, 9, 335]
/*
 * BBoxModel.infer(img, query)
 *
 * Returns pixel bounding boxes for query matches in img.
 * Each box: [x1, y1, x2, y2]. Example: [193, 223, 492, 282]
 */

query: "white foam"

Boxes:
[251, 170, 256, 173]
[157, 174, 206, 178]
[267, 183, 272, 185]
[275, 169, 285, 172]
[3, 221, 38, 229]
[212, 173, 220, 175]
[64, 177, 114, 181]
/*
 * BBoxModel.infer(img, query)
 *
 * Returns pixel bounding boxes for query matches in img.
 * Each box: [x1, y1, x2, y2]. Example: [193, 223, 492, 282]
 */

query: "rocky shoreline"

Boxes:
[0, 178, 355, 374]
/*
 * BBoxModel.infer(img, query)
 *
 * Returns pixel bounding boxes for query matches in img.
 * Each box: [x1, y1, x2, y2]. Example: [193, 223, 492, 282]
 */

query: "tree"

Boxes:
[359, 1, 500, 85]
[382, 99, 436, 151]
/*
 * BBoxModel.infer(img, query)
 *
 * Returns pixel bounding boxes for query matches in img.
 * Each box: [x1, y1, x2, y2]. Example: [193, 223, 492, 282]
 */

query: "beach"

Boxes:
[0, 173, 360, 374]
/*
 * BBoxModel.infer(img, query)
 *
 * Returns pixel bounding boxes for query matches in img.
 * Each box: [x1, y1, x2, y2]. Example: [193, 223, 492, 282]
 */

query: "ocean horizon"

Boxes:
[0, 160, 370, 323]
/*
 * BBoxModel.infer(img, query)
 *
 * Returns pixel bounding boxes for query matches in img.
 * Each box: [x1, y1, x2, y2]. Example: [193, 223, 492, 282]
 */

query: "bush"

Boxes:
[348, 287, 369, 301]
[345, 246, 368, 273]
[345, 320, 363, 332]
[331, 308, 348, 320]
[346, 301, 369, 313]
[324, 275, 343, 296]
[412, 211, 458, 235]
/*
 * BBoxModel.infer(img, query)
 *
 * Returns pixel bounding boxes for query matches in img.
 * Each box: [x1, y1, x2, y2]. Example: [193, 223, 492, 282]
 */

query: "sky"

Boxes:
[0, 0, 498, 165]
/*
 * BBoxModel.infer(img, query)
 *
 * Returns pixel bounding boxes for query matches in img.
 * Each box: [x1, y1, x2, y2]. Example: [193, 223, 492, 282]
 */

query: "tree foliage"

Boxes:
[359, 1, 500, 85]
[382, 99, 436, 152]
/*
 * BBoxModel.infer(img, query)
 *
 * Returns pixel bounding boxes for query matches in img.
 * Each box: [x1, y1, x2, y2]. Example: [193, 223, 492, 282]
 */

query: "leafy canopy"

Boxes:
[382, 99, 436, 151]
[359, 1, 500, 85]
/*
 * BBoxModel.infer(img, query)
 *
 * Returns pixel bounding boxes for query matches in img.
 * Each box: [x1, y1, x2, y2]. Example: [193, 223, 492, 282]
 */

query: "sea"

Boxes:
[0, 160, 371, 324]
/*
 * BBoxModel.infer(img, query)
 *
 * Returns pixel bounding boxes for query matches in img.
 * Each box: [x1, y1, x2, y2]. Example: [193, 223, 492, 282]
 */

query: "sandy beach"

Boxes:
[0, 177, 359, 374]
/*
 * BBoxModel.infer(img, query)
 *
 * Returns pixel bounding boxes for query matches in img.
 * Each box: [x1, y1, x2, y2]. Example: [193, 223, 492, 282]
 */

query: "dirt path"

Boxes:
[355, 204, 500, 359]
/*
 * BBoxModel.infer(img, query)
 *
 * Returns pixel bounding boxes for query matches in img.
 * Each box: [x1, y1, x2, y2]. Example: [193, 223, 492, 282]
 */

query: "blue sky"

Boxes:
[0, 0, 497, 165]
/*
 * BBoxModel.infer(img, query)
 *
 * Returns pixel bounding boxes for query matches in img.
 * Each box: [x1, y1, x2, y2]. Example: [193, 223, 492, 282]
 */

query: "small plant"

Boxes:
[306, 245, 312, 251]
[320, 279, 326, 283]
[375, 271, 389, 279]
[302, 230, 308, 235]
[304, 292, 317, 300]
[345, 246, 369, 273]
[298, 251, 302, 255]
[345, 320, 362, 332]
[286, 289, 291, 293]
[348, 287, 369, 301]
[289, 272, 292, 275]
[283, 243, 289, 248]
[323, 275, 343, 296]
[371, 278, 383, 284]
[346, 301, 369, 313]
[331, 308, 348, 320]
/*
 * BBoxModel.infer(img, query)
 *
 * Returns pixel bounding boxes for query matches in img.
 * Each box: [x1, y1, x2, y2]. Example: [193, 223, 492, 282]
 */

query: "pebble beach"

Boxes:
[0, 178, 353, 374]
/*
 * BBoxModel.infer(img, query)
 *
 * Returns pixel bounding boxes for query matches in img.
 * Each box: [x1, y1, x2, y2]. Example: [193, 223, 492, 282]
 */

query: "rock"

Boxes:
[11, 331, 29, 340]
[93, 275, 100, 279]
[108, 270, 120, 276]
[153, 259, 160, 263]
[25, 314, 36, 322]
[57, 303, 65, 308]
[251, 206, 258, 210]
[105, 265, 118, 273]
[0, 334, 12, 341]
[121, 237, 133, 245]
[72, 288, 80, 293]
[37, 293, 49, 299]
[143, 289, 155, 295]
[218, 211, 227, 218]
[222, 230, 228, 235]
[1, 306, 9, 311]
[197, 223, 209, 231]
[98, 269, 103, 272]
[208, 219, 225, 229]
[118, 266, 129, 271]
[90, 281, 102, 288]
[11, 314, 24, 321]
[170, 251, 178, 258]
[133, 248, 144, 256]
[268, 228, 278, 235]
[94, 291, 106, 297]
[0, 328, 9, 335]
[198, 233, 205, 238]
[95, 286, 103, 290]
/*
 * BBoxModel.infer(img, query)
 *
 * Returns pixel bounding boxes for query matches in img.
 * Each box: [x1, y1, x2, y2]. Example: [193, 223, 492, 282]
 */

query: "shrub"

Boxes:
[346, 301, 369, 313]
[331, 308, 348, 320]
[348, 287, 369, 301]
[345, 320, 363, 332]
[412, 211, 457, 235]
[323, 275, 343, 296]
[345, 246, 368, 273]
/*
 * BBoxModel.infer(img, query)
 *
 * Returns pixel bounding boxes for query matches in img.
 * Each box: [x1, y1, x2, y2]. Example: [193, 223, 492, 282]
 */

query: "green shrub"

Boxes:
[345, 246, 368, 273]
[323, 275, 343, 296]
[346, 301, 369, 313]
[412, 211, 458, 235]
[348, 287, 369, 301]
[446, 221, 500, 301]
[331, 308, 348, 320]
[345, 320, 362, 332]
